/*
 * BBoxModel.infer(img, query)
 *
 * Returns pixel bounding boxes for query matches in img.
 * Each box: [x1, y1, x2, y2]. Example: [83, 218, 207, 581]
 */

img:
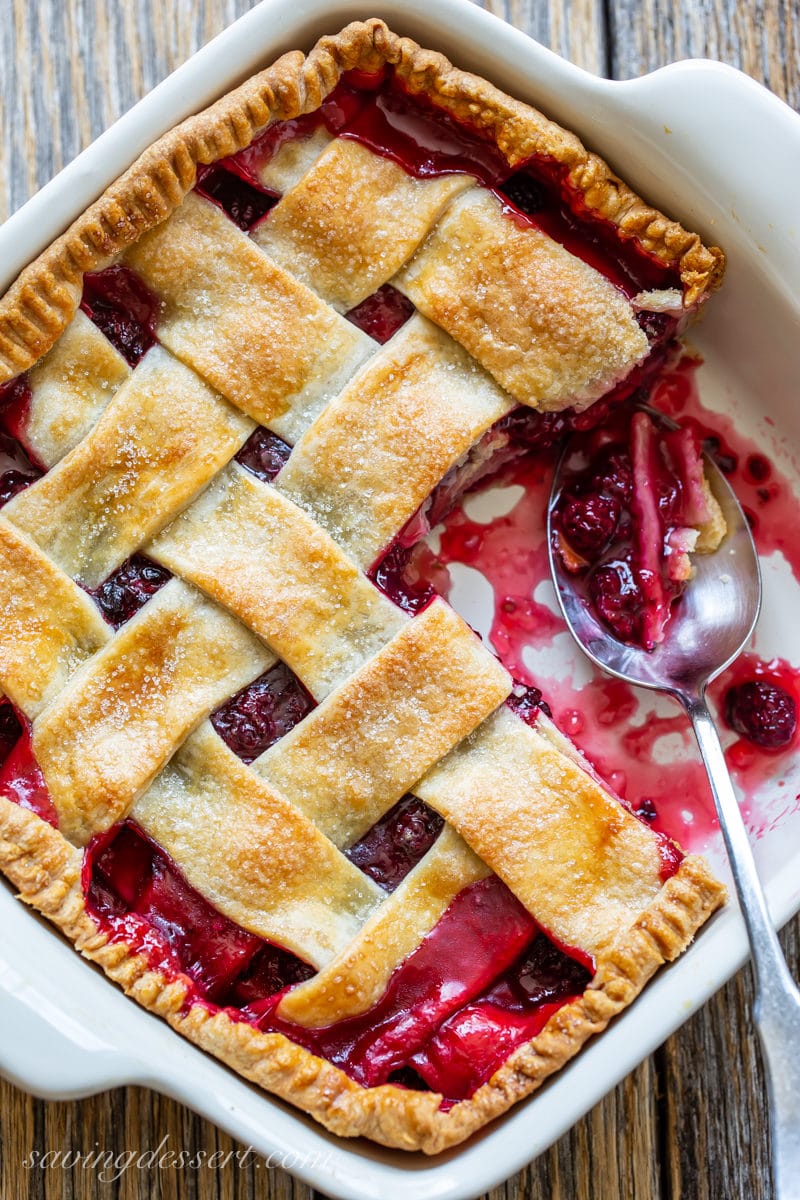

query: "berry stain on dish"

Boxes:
[395, 354, 800, 852]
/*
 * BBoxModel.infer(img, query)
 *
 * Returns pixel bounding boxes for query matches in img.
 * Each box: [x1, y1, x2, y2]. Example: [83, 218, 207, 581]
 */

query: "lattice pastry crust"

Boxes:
[0, 19, 725, 1153]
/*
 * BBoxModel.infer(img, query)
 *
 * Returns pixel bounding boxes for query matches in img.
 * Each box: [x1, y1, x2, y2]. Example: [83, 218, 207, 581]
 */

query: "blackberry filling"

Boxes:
[80, 265, 160, 366]
[344, 284, 415, 343]
[235, 428, 292, 483]
[211, 662, 315, 762]
[85, 820, 314, 1004]
[553, 410, 722, 649]
[506, 684, 552, 723]
[88, 555, 172, 628]
[345, 795, 444, 890]
[368, 542, 436, 615]
[0, 701, 22, 766]
[195, 163, 279, 231]
[0, 425, 43, 505]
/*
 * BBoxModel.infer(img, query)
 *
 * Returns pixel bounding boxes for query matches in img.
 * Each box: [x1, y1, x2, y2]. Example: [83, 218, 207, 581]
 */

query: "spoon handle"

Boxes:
[685, 693, 800, 1200]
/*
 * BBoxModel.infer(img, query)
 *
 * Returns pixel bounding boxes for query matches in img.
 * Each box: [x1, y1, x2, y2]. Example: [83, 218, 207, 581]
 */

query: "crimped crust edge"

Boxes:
[0, 794, 726, 1153]
[0, 18, 724, 381]
[0, 17, 728, 1153]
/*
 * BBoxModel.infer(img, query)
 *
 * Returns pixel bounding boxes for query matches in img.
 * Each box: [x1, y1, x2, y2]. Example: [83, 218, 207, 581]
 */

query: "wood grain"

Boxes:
[606, 0, 800, 109]
[0, 2, 798, 1199]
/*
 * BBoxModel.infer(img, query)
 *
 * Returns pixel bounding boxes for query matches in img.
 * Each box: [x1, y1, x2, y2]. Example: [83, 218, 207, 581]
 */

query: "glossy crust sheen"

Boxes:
[0, 18, 728, 1153]
[0, 19, 724, 381]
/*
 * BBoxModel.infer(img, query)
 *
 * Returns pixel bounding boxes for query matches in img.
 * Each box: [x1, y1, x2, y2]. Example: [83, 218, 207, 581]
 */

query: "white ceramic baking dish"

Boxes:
[2, 2, 800, 1197]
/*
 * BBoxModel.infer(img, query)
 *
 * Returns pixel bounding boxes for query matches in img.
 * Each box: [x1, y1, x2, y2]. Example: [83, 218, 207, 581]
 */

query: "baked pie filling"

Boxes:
[0, 21, 729, 1152]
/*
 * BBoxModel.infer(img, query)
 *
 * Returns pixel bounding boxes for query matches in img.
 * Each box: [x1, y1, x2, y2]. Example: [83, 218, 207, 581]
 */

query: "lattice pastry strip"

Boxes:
[4, 345, 254, 587]
[149, 464, 407, 699]
[0, 518, 111, 717]
[124, 192, 375, 435]
[252, 597, 511, 846]
[24, 309, 130, 468]
[255, 126, 334, 194]
[248, 130, 650, 417]
[147, 461, 666, 1013]
[395, 187, 650, 411]
[252, 138, 474, 311]
[276, 314, 515, 569]
[278, 825, 489, 1027]
[416, 706, 667, 957]
[131, 722, 384, 968]
[32, 577, 273, 845]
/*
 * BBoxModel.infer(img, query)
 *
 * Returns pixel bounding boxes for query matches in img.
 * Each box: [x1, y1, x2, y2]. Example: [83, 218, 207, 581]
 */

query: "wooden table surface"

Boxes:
[1, 2, 798, 1197]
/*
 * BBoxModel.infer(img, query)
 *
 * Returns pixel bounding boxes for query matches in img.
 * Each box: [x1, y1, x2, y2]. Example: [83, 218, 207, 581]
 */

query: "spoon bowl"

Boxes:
[547, 432, 762, 697]
[548, 405, 800, 1200]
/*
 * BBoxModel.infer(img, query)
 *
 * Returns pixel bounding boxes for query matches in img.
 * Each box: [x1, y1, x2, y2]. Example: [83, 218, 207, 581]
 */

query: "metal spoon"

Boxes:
[547, 411, 800, 1200]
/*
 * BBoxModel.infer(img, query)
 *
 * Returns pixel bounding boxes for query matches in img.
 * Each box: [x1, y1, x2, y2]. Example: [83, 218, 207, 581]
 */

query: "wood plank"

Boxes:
[661, 919, 800, 1200]
[472, 0, 607, 74]
[606, 0, 800, 110]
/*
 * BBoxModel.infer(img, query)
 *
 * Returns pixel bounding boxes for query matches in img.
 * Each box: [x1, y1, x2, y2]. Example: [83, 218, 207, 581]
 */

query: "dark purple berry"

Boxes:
[637, 310, 673, 341]
[80, 265, 159, 367]
[345, 284, 415, 344]
[701, 436, 738, 477]
[724, 681, 797, 750]
[495, 406, 568, 453]
[590, 559, 642, 643]
[211, 662, 314, 762]
[195, 165, 278, 230]
[507, 684, 552, 723]
[0, 469, 39, 506]
[500, 172, 547, 216]
[589, 449, 633, 503]
[560, 491, 621, 557]
[345, 796, 444, 891]
[223, 942, 314, 1006]
[90, 555, 172, 628]
[235, 428, 292, 483]
[745, 454, 771, 484]
[635, 797, 658, 822]
[0, 701, 22, 765]
[369, 543, 435, 615]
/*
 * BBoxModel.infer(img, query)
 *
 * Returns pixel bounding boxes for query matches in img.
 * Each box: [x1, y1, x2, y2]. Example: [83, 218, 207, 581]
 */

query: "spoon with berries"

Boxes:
[548, 404, 800, 1200]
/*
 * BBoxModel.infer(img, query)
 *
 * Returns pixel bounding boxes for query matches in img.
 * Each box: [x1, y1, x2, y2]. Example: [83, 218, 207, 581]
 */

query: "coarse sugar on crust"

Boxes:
[0, 19, 727, 1154]
[0, 19, 723, 380]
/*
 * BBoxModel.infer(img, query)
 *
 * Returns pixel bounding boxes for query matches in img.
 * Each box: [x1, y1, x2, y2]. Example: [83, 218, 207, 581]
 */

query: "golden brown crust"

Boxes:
[4, 345, 254, 586]
[149, 466, 408, 700]
[417, 705, 668, 957]
[132, 723, 384, 968]
[276, 314, 515, 563]
[0, 18, 724, 381]
[252, 599, 512, 848]
[252, 139, 473, 311]
[0, 795, 725, 1154]
[395, 187, 650, 411]
[31, 579, 271, 845]
[0, 18, 728, 1154]
[276, 825, 489, 1028]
